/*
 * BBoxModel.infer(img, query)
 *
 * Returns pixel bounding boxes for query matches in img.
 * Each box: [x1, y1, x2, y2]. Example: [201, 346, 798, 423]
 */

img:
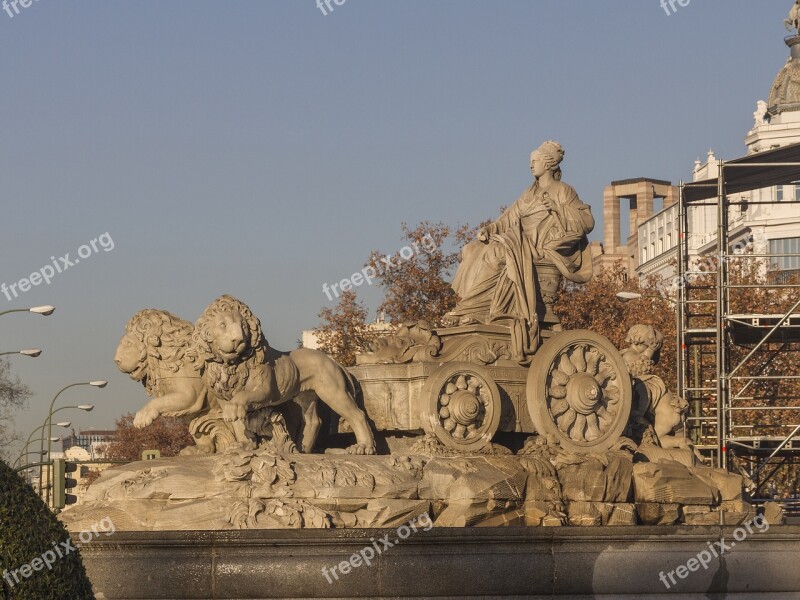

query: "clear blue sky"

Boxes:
[0, 0, 793, 455]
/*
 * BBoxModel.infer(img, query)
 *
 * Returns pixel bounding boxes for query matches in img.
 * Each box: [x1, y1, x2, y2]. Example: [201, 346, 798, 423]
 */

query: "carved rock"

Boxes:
[554, 450, 633, 503]
[633, 462, 720, 505]
[635, 502, 681, 526]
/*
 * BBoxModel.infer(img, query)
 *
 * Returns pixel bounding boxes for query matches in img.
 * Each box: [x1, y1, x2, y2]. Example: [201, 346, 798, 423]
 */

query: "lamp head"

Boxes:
[29, 306, 55, 316]
[20, 349, 42, 357]
[616, 291, 642, 302]
[89, 381, 108, 388]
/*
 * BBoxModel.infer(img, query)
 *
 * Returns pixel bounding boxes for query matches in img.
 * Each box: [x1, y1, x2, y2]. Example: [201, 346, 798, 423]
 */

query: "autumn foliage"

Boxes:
[101, 414, 193, 461]
[314, 290, 375, 367]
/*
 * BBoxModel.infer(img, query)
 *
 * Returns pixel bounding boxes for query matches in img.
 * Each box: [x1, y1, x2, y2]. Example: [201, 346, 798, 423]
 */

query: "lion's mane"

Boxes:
[193, 295, 269, 401]
[122, 309, 196, 397]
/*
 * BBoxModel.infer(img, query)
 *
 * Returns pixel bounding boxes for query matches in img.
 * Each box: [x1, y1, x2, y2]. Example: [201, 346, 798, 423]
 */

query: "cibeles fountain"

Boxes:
[62, 142, 787, 598]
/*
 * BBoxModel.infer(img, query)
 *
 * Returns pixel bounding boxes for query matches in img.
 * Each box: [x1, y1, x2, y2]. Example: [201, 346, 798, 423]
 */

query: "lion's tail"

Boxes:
[341, 367, 363, 406]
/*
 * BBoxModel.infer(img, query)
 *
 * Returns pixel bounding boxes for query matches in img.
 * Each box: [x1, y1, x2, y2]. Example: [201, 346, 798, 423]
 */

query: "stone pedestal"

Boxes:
[78, 526, 800, 599]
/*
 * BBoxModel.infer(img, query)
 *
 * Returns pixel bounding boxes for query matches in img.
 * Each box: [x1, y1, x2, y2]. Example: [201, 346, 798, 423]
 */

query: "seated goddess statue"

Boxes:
[443, 141, 595, 362]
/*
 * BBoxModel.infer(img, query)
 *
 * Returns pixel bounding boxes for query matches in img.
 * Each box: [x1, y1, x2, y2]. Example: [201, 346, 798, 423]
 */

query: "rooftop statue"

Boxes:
[786, 0, 800, 34]
[442, 141, 594, 363]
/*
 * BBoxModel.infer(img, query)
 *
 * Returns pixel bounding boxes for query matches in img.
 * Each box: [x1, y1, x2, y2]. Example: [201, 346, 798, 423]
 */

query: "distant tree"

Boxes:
[366, 221, 474, 327]
[101, 414, 192, 461]
[314, 290, 374, 366]
[0, 359, 31, 460]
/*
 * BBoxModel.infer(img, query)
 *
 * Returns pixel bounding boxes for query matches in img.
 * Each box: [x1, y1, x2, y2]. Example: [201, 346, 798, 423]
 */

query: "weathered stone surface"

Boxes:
[418, 456, 527, 501]
[633, 461, 719, 505]
[682, 505, 719, 526]
[565, 501, 638, 526]
[555, 450, 633, 502]
[634, 443, 695, 468]
[60, 444, 750, 531]
[435, 499, 524, 527]
[763, 500, 786, 526]
[606, 502, 638, 525]
[692, 466, 745, 502]
[566, 501, 602, 526]
[636, 502, 681, 525]
[521, 500, 564, 526]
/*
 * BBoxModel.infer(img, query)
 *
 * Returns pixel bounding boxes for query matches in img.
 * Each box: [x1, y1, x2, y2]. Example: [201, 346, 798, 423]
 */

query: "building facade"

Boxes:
[634, 30, 800, 286]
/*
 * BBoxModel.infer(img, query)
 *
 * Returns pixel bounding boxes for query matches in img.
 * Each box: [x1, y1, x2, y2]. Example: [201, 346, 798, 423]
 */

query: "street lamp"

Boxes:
[615, 291, 676, 304]
[14, 422, 71, 468]
[41, 382, 106, 501]
[616, 291, 644, 302]
[0, 305, 55, 317]
[0, 349, 42, 358]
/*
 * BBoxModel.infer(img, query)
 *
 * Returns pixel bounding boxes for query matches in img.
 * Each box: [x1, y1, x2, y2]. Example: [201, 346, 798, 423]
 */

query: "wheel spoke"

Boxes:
[559, 353, 576, 376]
[570, 414, 587, 442]
[585, 413, 601, 440]
[550, 398, 569, 417]
[597, 364, 615, 386]
[585, 349, 601, 375]
[570, 345, 587, 373]
[557, 407, 577, 431]
[551, 369, 570, 386]
[549, 384, 567, 399]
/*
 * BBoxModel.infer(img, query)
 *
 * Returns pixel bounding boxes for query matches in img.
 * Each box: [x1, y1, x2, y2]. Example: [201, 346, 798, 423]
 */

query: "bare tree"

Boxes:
[0, 359, 31, 461]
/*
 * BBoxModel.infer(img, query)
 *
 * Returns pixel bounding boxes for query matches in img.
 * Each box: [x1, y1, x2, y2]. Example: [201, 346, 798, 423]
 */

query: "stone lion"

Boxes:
[114, 309, 208, 430]
[193, 295, 376, 455]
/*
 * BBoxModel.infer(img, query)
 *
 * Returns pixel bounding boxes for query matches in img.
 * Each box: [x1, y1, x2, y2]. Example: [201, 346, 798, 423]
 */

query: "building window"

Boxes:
[794, 183, 800, 200]
[777, 185, 784, 202]
[769, 237, 800, 270]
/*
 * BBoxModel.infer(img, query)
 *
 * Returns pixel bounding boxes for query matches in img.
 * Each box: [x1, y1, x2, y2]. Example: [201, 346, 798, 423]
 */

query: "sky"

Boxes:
[0, 0, 795, 458]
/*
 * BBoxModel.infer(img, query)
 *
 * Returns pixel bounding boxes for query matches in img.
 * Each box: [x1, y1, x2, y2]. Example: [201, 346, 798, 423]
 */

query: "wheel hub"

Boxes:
[450, 390, 481, 426]
[566, 373, 602, 415]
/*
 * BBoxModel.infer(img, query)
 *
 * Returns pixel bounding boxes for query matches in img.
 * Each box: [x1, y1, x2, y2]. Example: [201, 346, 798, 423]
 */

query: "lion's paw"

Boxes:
[133, 407, 159, 429]
[347, 444, 377, 456]
[222, 402, 247, 422]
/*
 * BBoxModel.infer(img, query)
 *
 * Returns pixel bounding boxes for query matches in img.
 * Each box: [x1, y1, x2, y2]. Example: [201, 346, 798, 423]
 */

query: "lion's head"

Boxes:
[193, 295, 267, 365]
[115, 309, 195, 396]
[193, 296, 269, 401]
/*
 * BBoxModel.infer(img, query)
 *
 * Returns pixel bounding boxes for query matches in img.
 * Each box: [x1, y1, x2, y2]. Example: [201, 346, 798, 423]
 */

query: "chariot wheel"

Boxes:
[526, 330, 631, 454]
[423, 362, 502, 452]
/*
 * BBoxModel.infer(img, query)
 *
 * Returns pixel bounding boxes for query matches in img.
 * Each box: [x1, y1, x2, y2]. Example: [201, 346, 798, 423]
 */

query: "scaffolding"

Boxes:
[678, 142, 800, 500]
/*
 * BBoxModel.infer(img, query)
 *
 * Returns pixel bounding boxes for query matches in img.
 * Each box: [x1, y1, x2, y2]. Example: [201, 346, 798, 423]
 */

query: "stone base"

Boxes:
[78, 526, 800, 599]
[60, 446, 758, 532]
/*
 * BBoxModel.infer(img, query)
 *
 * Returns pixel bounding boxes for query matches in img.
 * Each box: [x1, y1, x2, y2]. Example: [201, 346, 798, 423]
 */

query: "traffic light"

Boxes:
[52, 458, 79, 509]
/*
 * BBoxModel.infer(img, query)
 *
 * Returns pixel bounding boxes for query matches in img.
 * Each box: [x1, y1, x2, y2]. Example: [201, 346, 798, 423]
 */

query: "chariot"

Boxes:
[350, 303, 633, 455]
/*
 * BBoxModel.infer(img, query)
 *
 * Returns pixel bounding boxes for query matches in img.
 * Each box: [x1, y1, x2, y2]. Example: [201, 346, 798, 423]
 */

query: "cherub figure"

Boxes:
[622, 324, 702, 461]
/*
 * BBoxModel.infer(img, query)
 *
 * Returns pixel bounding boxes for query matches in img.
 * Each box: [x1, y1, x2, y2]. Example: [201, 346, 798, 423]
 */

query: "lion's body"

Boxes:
[115, 309, 208, 429]
[194, 296, 375, 454]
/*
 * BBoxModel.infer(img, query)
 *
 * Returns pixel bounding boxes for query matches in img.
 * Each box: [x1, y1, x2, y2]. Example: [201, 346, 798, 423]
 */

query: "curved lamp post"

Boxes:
[14, 421, 71, 468]
[40, 383, 106, 500]
[0, 349, 42, 358]
[0, 306, 55, 317]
